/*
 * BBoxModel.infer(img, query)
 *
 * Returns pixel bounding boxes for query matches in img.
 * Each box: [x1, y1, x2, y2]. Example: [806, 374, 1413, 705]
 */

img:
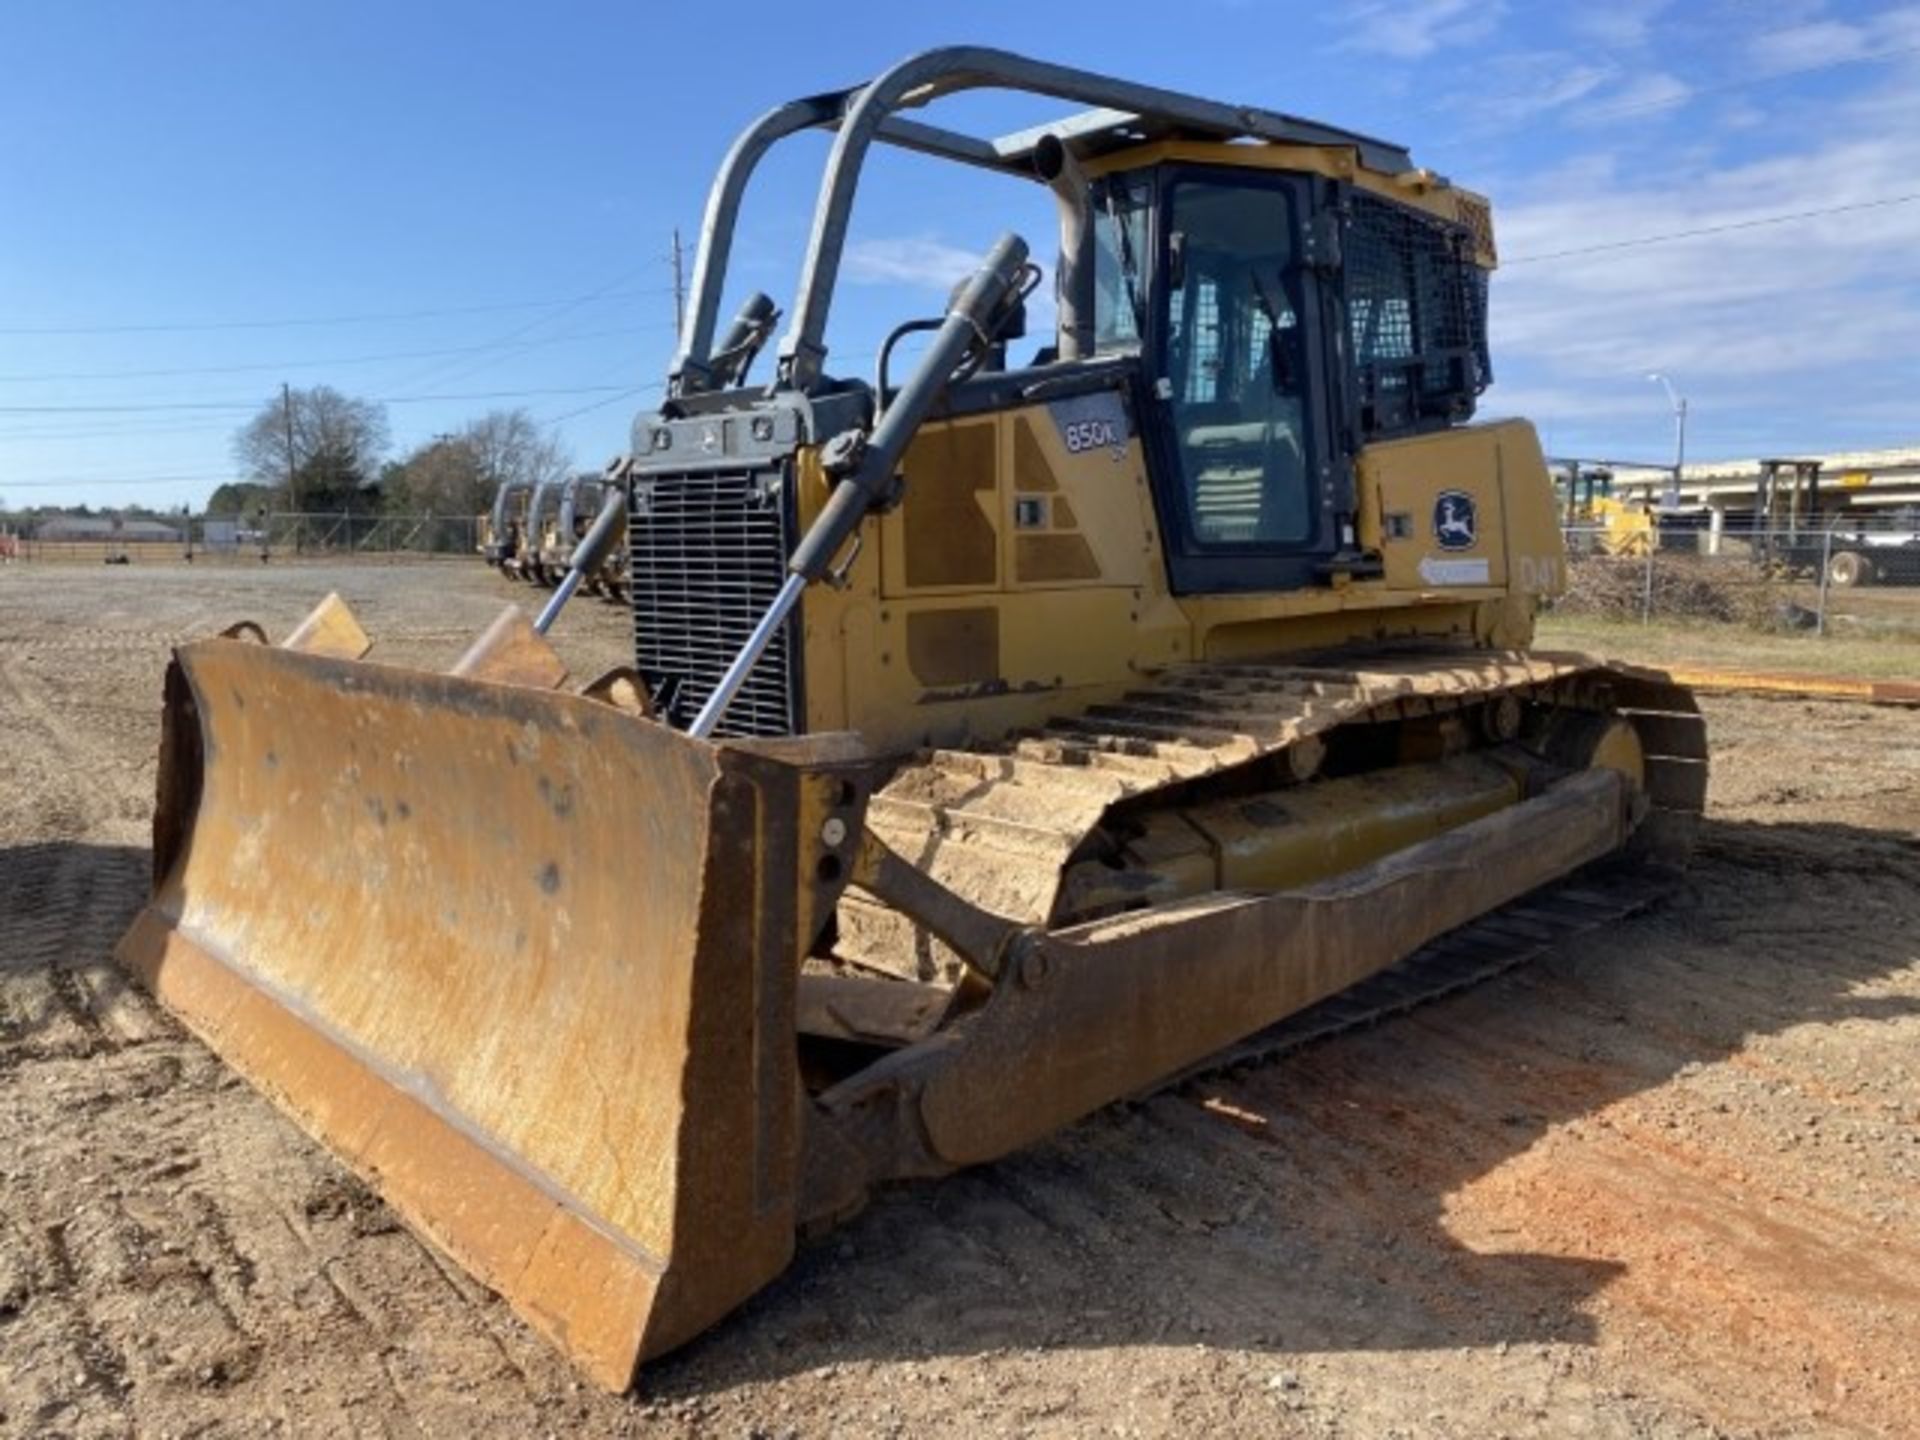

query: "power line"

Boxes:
[0, 418, 244, 442]
[0, 326, 650, 385]
[2, 473, 237, 489]
[0, 286, 675, 338]
[540, 383, 661, 428]
[1505, 192, 1920, 264]
[0, 383, 643, 416]
[377, 265, 653, 396]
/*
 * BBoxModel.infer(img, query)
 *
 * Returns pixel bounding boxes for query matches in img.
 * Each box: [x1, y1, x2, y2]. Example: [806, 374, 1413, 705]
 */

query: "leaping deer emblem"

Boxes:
[1434, 491, 1477, 549]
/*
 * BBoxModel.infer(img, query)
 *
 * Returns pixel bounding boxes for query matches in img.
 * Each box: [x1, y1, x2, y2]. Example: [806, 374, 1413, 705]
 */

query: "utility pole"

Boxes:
[1647, 372, 1686, 511]
[281, 382, 299, 554]
[670, 227, 686, 341]
[281, 382, 299, 507]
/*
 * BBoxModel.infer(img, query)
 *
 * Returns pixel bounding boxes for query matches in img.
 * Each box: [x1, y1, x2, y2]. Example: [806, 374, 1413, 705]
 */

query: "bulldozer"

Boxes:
[118, 48, 1706, 1392]
[537, 472, 628, 599]
[477, 476, 533, 571]
[1556, 461, 1654, 557]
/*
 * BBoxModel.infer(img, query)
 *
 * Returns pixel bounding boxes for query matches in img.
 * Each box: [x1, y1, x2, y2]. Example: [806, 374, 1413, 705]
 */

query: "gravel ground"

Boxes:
[1, 561, 1916, 1439]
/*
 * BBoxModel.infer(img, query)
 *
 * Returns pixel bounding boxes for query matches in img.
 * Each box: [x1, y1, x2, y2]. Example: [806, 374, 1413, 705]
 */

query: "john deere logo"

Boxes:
[1433, 490, 1478, 550]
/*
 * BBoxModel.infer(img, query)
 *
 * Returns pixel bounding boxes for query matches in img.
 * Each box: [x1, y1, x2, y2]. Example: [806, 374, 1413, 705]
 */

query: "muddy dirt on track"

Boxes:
[2, 562, 1916, 1439]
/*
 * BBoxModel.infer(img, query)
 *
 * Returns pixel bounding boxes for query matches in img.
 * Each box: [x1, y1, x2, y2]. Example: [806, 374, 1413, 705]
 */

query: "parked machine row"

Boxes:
[478, 470, 629, 598]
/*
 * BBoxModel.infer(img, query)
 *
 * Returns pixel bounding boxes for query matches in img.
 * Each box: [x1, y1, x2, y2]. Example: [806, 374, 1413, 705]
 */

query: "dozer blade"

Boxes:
[117, 636, 869, 1391]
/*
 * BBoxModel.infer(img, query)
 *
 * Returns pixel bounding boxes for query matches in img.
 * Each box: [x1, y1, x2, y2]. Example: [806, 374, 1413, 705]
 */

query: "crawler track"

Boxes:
[842, 648, 1706, 987]
[1166, 860, 1683, 1090]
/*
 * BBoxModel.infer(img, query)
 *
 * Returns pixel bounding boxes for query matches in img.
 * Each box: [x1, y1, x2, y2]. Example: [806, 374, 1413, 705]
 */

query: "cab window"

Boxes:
[1163, 179, 1313, 548]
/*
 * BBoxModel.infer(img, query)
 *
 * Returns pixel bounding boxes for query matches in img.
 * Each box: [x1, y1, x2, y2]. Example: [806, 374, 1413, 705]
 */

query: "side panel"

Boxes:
[800, 406, 1566, 752]
[1357, 418, 1566, 598]
[803, 385, 1190, 751]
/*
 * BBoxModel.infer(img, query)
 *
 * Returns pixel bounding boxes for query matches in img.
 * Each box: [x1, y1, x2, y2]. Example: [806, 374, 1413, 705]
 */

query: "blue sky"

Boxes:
[4, 1, 1918, 510]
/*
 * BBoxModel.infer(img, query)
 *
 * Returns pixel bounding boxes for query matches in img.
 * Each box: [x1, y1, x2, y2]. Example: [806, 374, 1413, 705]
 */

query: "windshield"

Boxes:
[1091, 174, 1150, 354]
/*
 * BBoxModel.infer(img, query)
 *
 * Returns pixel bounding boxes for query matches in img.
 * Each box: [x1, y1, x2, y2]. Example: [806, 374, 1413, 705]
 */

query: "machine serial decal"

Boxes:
[1433, 490, 1478, 550]
[1049, 391, 1131, 461]
[1417, 556, 1492, 585]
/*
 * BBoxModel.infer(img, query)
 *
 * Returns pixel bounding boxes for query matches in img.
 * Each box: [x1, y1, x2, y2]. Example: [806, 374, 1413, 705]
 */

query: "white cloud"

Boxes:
[843, 236, 983, 290]
[1340, 0, 1504, 60]
[1875, 4, 1920, 46]
[1568, 0, 1673, 49]
[1715, 99, 1768, 131]
[1570, 71, 1692, 125]
[1748, 19, 1872, 75]
[1486, 67, 1920, 456]
[1450, 53, 1615, 131]
[1745, 6, 1920, 78]
[1435, 56, 1688, 143]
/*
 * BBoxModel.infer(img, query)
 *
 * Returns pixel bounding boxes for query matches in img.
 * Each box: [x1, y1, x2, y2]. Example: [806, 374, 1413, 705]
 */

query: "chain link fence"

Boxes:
[6, 505, 1913, 648]
[1, 512, 479, 566]
[250, 512, 479, 559]
[1556, 515, 1920, 642]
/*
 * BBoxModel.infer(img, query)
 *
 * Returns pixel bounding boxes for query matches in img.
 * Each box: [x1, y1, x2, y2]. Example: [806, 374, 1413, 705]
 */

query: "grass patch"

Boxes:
[1538, 613, 1919, 682]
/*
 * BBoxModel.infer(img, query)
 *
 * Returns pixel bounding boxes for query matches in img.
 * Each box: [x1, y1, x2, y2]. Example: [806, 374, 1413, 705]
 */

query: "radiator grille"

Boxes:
[628, 467, 800, 739]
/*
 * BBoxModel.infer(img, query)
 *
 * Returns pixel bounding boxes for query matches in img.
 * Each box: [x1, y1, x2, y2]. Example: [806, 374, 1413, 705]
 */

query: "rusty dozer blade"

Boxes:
[117, 631, 871, 1391]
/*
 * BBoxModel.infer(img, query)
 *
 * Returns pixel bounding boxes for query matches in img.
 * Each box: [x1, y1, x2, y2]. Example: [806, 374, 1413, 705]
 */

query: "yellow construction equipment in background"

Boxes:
[120, 49, 1705, 1391]
[476, 477, 532, 572]
[1557, 461, 1654, 556]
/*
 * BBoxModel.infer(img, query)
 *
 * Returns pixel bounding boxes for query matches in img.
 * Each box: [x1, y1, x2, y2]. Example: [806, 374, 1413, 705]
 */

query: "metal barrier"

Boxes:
[1557, 517, 1920, 641]
[1, 514, 480, 566]
[253, 512, 478, 559]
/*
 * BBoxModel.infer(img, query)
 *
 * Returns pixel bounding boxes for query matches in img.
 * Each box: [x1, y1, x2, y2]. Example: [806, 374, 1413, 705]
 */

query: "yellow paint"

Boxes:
[798, 398, 1564, 753]
[1081, 139, 1497, 266]
[1059, 754, 1524, 918]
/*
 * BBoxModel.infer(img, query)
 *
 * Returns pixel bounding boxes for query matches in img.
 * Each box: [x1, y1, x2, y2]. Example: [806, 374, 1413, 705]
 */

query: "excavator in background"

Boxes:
[118, 49, 1705, 1392]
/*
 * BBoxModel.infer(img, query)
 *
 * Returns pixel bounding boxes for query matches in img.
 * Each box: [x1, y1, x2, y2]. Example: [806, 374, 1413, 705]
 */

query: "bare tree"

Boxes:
[461, 409, 572, 495]
[232, 386, 390, 512]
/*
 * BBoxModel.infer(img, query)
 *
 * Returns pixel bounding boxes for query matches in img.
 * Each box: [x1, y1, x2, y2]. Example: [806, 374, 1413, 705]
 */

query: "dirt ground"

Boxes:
[2, 561, 1916, 1439]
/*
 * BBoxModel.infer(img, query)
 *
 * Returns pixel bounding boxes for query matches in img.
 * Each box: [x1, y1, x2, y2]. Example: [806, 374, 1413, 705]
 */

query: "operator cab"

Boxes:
[920, 142, 1495, 593]
[657, 68, 1496, 595]
[832, 143, 1494, 596]
[638, 50, 1507, 736]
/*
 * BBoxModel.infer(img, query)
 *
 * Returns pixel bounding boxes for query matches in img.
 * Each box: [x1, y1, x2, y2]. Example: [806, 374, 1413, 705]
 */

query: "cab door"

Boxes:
[1148, 168, 1340, 594]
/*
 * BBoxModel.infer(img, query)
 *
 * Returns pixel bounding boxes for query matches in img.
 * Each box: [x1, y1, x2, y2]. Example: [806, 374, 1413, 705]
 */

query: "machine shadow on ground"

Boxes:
[0, 840, 152, 1059]
[648, 815, 1920, 1394]
[2, 817, 1914, 1401]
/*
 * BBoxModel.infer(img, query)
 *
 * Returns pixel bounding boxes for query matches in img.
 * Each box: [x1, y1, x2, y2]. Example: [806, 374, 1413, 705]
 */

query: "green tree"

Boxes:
[206, 481, 275, 516]
[293, 439, 382, 514]
[384, 408, 571, 520]
[385, 434, 490, 517]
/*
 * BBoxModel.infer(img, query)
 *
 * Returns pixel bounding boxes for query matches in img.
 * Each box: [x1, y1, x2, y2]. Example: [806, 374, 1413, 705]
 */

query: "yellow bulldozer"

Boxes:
[537, 472, 629, 599]
[119, 48, 1706, 1392]
[1556, 460, 1655, 557]
[476, 476, 532, 572]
